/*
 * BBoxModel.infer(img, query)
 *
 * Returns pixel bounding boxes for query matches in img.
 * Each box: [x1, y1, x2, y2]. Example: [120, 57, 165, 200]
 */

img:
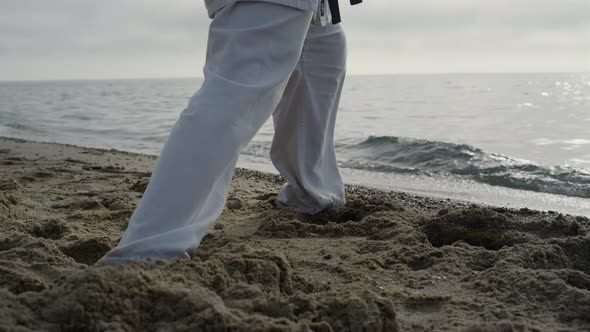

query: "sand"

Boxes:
[0, 136, 589, 332]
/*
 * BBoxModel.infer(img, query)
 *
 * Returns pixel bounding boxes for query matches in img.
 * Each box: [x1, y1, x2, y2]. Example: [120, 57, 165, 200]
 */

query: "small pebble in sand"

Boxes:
[226, 198, 243, 210]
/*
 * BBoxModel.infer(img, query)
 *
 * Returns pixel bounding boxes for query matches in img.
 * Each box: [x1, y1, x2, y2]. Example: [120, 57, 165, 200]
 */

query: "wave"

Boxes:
[340, 136, 590, 199]
[0, 122, 47, 134]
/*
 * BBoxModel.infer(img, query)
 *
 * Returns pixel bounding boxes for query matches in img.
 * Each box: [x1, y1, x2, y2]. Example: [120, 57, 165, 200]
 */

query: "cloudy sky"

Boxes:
[1, 0, 589, 80]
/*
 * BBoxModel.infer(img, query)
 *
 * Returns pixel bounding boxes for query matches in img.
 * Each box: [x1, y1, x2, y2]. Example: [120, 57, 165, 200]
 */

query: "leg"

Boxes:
[99, 2, 313, 264]
[270, 23, 347, 215]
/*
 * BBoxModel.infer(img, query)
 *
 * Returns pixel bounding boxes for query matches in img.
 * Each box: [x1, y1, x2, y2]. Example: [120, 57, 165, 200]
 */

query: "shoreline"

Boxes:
[1, 135, 580, 218]
[1, 136, 589, 331]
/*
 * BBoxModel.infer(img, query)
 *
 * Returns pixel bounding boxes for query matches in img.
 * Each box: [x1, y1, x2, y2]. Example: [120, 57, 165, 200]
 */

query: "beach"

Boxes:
[1, 136, 589, 331]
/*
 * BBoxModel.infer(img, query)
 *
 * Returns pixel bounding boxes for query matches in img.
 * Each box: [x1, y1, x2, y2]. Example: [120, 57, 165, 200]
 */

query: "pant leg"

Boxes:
[99, 2, 313, 265]
[270, 23, 347, 215]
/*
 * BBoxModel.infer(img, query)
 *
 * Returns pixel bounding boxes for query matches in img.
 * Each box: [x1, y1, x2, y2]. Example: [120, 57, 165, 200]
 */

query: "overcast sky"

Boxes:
[1, 0, 589, 80]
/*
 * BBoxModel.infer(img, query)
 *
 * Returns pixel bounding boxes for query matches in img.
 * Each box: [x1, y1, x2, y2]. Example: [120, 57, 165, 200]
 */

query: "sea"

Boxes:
[1, 73, 589, 216]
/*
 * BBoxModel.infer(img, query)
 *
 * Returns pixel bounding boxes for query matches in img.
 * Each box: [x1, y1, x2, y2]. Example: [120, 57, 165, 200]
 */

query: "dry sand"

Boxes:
[0, 136, 589, 332]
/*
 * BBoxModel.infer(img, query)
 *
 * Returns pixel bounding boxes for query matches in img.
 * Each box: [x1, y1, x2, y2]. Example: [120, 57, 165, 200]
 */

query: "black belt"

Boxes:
[327, 0, 363, 24]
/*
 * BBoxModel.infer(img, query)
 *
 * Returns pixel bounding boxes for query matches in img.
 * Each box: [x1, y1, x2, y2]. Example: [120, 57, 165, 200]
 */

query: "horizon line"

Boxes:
[1, 70, 588, 83]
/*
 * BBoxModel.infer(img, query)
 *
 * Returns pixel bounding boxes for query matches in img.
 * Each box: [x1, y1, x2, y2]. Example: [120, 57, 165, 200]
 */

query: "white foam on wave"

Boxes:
[564, 139, 590, 145]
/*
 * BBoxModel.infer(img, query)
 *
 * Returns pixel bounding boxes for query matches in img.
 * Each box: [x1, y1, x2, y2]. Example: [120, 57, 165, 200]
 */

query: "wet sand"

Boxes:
[1, 136, 589, 331]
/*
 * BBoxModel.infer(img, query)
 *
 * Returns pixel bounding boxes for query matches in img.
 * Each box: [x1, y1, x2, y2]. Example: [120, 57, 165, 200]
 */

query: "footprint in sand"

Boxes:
[60, 237, 112, 265]
[52, 199, 107, 211]
[29, 219, 68, 240]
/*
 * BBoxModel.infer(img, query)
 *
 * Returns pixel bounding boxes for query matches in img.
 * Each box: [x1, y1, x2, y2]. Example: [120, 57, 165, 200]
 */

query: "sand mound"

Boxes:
[422, 208, 583, 250]
[256, 193, 421, 241]
[3, 243, 397, 332]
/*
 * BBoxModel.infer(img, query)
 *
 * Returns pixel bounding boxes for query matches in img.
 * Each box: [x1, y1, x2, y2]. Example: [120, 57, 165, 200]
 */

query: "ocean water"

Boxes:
[1, 73, 589, 215]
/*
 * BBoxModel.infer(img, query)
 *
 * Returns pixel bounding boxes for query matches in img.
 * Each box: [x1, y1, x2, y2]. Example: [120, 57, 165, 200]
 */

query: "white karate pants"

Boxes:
[99, 1, 347, 264]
